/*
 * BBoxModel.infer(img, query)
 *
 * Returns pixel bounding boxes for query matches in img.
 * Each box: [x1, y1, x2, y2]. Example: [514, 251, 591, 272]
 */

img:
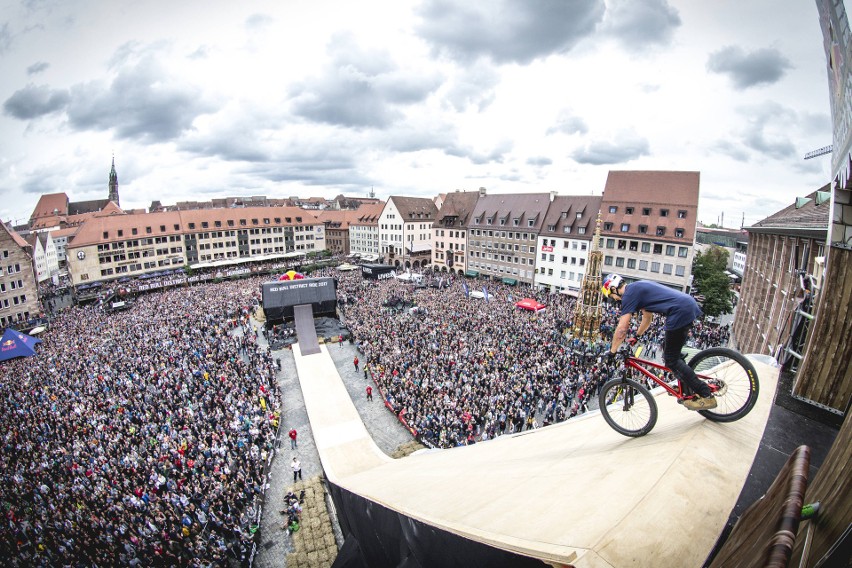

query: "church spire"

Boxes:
[108, 156, 120, 206]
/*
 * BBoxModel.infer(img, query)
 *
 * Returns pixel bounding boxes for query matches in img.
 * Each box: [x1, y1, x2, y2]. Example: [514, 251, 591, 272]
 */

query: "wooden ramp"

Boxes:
[294, 344, 779, 567]
[292, 303, 321, 356]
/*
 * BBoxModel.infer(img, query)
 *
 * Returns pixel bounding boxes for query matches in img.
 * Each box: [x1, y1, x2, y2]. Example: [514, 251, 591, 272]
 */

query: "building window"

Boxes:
[604, 256, 613, 266]
[675, 228, 684, 238]
[638, 225, 648, 234]
[627, 258, 636, 269]
[629, 241, 638, 252]
[656, 226, 666, 236]
[609, 206, 618, 213]
[618, 240, 627, 250]
[606, 238, 615, 249]
[577, 227, 586, 234]
[653, 243, 663, 254]
[666, 245, 675, 256]
[639, 260, 648, 271]
[663, 263, 673, 275]
[604, 222, 614, 231]
[188, 223, 195, 230]
[620, 223, 630, 232]
[625, 207, 634, 214]
[131, 228, 138, 235]
[675, 265, 686, 276]
[642, 207, 651, 215]
[615, 257, 625, 267]
[678, 210, 687, 219]
[651, 262, 660, 272]
[678, 247, 688, 258]
[660, 209, 669, 217]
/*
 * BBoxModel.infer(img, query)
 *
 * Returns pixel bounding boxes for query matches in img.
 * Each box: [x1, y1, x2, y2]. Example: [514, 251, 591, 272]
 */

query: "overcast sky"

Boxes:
[0, 0, 840, 229]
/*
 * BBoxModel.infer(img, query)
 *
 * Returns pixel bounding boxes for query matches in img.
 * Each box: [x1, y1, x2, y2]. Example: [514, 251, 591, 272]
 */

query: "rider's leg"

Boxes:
[663, 325, 712, 398]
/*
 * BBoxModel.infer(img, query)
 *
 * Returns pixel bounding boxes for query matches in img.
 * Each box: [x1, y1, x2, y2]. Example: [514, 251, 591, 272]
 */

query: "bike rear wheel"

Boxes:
[688, 348, 759, 422]
[599, 378, 658, 437]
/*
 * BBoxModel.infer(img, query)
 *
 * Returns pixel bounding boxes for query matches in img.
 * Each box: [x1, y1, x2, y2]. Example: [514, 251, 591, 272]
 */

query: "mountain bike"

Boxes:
[598, 344, 760, 437]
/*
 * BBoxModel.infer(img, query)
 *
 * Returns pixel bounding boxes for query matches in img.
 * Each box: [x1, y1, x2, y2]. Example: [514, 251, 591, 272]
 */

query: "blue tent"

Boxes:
[0, 328, 42, 362]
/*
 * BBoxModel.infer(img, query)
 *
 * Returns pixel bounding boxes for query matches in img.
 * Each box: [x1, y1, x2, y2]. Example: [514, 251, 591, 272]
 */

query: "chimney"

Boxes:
[479, 187, 487, 197]
[550, 190, 557, 202]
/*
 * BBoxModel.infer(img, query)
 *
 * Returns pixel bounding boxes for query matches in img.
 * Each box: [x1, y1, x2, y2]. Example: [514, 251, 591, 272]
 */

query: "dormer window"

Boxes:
[527, 219, 535, 227]
[513, 217, 520, 226]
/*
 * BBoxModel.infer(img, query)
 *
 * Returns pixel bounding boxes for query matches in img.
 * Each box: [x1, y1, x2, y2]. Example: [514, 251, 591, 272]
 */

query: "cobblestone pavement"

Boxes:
[252, 320, 415, 568]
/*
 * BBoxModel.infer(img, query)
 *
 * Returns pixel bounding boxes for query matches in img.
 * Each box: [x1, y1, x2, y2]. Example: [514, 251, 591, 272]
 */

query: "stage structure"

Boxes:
[572, 214, 605, 340]
[260, 277, 337, 328]
[360, 263, 397, 280]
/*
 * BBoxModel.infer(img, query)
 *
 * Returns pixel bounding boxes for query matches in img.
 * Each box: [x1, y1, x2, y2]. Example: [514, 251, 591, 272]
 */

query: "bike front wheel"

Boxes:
[688, 348, 760, 422]
[599, 378, 658, 437]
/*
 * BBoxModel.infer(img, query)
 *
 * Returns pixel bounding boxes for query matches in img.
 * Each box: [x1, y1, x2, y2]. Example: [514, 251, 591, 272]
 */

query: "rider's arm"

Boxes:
[610, 312, 633, 354]
[636, 309, 653, 337]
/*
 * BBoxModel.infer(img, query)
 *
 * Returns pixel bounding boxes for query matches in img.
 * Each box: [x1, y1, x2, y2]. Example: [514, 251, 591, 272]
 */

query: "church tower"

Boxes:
[572, 213, 605, 340]
[108, 157, 120, 206]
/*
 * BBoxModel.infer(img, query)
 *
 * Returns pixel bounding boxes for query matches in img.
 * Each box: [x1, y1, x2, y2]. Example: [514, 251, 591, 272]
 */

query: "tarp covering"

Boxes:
[0, 328, 42, 361]
[515, 298, 545, 312]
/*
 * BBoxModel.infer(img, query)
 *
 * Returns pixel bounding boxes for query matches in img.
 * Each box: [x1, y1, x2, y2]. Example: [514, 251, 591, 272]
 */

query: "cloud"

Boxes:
[3, 83, 70, 119]
[26, 61, 49, 75]
[415, 0, 605, 65]
[290, 33, 442, 128]
[527, 156, 552, 166]
[0, 21, 11, 55]
[445, 139, 513, 165]
[65, 55, 217, 143]
[714, 103, 822, 163]
[571, 134, 649, 164]
[547, 109, 588, 135]
[706, 46, 792, 89]
[601, 0, 681, 51]
[441, 64, 500, 112]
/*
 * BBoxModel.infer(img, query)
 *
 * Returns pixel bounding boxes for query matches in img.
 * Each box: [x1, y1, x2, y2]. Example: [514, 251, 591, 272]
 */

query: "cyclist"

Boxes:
[601, 274, 717, 410]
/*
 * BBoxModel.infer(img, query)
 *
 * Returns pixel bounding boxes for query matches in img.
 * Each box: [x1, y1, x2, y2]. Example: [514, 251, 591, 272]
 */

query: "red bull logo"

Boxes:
[1, 339, 16, 351]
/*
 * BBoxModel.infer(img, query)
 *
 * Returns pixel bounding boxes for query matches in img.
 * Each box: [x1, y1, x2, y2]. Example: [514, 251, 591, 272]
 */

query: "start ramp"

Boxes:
[293, 345, 780, 567]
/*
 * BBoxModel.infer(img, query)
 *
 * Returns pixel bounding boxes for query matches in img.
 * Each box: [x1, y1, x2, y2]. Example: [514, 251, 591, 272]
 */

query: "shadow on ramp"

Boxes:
[293, 304, 321, 356]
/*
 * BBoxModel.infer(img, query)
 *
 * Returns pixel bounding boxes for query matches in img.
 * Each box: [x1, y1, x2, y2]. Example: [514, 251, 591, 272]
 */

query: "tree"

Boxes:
[692, 246, 733, 317]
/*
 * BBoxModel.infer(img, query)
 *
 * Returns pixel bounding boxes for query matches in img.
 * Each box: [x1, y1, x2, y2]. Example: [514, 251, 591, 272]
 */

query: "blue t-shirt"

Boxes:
[619, 280, 702, 330]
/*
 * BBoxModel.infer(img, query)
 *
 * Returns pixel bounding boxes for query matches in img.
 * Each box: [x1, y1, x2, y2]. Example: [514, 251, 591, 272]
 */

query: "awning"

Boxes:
[515, 298, 546, 311]
[465, 270, 480, 277]
[560, 288, 580, 297]
[502, 278, 518, 285]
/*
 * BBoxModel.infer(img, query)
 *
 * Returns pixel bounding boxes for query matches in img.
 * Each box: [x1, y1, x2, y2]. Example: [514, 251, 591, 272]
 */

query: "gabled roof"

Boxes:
[68, 198, 111, 216]
[1, 222, 30, 250]
[540, 195, 603, 237]
[434, 191, 480, 228]
[388, 196, 438, 221]
[601, 171, 700, 204]
[467, 192, 553, 230]
[351, 202, 385, 225]
[747, 185, 830, 235]
[30, 193, 70, 221]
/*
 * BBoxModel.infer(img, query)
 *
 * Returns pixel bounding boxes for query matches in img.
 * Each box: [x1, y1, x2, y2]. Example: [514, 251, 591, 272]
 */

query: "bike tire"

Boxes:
[599, 377, 658, 437]
[688, 347, 760, 422]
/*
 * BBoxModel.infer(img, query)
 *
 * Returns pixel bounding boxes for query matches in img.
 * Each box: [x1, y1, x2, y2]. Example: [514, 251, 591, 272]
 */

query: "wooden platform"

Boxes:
[294, 344, 779, 567]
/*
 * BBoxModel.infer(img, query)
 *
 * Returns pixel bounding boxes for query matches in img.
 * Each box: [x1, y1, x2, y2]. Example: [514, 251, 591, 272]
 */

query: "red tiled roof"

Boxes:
[30, 193, 69, 221]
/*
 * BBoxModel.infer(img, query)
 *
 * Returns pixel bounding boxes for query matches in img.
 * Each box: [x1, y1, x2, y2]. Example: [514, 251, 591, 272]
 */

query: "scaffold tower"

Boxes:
[572, 214, 605, 339]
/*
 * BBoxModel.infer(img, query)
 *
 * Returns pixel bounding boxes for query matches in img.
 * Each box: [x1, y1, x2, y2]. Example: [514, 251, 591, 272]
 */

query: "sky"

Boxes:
[0, 0, 841, 229]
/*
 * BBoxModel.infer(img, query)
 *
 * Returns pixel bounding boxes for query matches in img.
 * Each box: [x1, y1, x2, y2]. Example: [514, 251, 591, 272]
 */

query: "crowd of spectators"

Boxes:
[0, 278, 280, 567]
[339, 270, 730, 449]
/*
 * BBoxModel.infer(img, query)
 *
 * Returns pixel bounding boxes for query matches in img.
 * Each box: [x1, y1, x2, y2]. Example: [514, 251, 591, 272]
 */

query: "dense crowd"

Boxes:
[339, 271, 730, 448]
[0, 278, 280, 567]
[0, 262, 731, 564]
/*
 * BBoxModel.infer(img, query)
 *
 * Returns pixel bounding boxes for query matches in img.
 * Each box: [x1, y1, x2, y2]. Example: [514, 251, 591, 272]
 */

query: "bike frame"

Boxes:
[622, 355, 718, 400]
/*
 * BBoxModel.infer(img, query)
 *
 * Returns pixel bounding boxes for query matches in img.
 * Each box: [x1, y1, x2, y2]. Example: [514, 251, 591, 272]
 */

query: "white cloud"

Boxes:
[0, 0, 835, 230]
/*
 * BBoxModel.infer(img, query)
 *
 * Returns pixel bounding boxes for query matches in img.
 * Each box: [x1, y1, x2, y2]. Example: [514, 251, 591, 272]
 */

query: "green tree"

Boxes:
[692, 246, 733, 317]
